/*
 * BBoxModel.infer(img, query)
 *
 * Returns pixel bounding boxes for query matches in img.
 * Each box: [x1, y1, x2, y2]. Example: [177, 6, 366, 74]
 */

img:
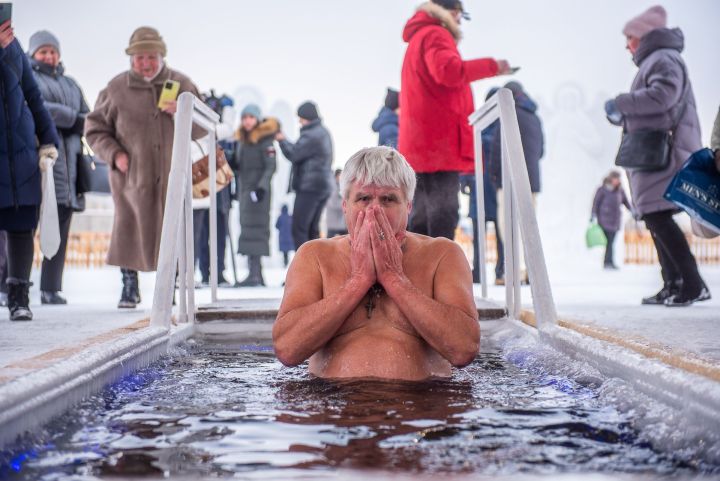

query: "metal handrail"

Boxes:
[468, 88, 557, 329]
[151, 92, 220, 328]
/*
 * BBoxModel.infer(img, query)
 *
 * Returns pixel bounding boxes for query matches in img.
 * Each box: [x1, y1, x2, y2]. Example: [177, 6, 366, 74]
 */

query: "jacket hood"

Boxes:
[237, 117, 280, 145]
[372, 107, 398, 132]
[403, 2, 461, 43]
[633, 27, 684, 66]
[300, 118, 322, 132]
[29, 57, 65, 76]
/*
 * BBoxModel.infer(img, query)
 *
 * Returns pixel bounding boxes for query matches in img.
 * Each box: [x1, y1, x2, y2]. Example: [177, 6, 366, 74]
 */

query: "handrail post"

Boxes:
[208, 130, 218, 303]
[472, 123, 488, 299]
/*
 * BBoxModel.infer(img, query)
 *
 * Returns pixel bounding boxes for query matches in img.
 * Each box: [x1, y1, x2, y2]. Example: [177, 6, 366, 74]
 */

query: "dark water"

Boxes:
[1, 341, 716, 480]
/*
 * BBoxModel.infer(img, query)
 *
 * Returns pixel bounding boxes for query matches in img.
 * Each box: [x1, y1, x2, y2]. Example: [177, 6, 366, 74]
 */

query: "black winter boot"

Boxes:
[642, 280, 682, 305]
[7, 278, 32, 321]
[665, 283, 712, 307]
[238, 256, 264, 287]
[119, 269, 140, 309]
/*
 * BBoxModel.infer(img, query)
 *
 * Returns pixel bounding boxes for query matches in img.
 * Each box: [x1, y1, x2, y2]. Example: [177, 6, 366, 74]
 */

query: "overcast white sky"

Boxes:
[14, 0, 720, 164]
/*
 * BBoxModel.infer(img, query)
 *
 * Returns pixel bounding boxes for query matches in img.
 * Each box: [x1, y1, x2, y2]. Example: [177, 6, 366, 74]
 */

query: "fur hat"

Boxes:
[297, 101, 319, 121]
[241, 104, 262, 119]
[623, 5, 667, 39]
[125, 26, 167, 57]
[384, 88, 399, 110]
[28, 30, 60, 57]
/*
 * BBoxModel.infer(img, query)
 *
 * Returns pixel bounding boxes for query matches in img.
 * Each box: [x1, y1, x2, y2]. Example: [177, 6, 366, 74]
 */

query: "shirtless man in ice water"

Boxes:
[273, 147, 479, 380]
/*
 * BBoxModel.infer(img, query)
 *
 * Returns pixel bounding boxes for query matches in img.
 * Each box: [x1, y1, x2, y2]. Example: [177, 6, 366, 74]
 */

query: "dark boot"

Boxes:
[238, 256, 263, 287]
[642, 280, 682, 305]
[119, 269, 138, 309]
[41, 291, 67, 305]
[665, 283, 712, 307]
[7, 278, 32, 321]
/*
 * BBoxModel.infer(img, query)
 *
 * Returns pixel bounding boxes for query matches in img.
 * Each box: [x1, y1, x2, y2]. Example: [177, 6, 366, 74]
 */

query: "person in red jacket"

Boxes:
[399, 0, 510, 239]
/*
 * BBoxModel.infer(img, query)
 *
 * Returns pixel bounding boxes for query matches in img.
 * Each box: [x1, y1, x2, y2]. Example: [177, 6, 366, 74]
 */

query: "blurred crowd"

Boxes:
[1, 1, 718, 321]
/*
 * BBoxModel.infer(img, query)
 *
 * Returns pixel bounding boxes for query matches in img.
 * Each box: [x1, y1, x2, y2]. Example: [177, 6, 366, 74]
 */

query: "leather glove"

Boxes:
[251, 187, 266, 203]
[38, 144, 58, 172]
[604, 99, 623, 126]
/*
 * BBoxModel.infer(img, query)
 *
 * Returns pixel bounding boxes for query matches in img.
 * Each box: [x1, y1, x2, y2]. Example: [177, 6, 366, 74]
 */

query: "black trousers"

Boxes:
[6, 230, 34, 282]
[193, 208, 228, 282]
[410, 172, 460, 240]
[40, 205, 73, 292]
[0, 231, 7, 293]
[643, 210, 704, 293]
[601, 228, 617, 267]
[292, 192, 329, 250]
[471, 218, 505, 283]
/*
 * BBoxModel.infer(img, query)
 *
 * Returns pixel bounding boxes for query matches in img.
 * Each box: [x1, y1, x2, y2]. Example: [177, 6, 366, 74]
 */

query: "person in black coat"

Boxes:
[485, 81, 544, 284]
[0, 24, 59, 321]
[276, 101, 334, 249]
[591, 171, 632, 270]
[29, 30, 90, 305]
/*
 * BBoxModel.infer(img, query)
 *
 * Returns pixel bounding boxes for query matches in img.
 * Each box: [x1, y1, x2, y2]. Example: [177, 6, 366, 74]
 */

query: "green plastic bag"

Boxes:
[585, 222, 607, 248]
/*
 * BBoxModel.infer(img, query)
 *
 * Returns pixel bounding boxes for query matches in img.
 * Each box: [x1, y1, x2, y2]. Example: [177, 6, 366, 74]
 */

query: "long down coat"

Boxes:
[614, 28, 701, 217]
[30, 58, 89, 212]
[399, 2, 498, 174]
[0, 39, 58, 230]
[85, 66, 200, 271]
[235, 118, 279, 256]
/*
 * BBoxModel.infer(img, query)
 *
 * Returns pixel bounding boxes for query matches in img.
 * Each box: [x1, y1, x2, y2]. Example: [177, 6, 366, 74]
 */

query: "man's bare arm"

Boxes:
[272, 211, 375, 366]
[369, 209, 480, 367]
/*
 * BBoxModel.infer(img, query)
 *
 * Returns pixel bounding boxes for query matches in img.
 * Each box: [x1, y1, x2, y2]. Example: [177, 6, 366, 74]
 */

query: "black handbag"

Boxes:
[77, 137, 111, 194]
[615, 68, 689, 172]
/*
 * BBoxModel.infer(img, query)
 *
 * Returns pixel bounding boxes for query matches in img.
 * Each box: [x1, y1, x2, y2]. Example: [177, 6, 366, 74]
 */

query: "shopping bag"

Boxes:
[585, 222, 607, 248]
[664, 148, 720, 236]
[39, 156, 60, 259]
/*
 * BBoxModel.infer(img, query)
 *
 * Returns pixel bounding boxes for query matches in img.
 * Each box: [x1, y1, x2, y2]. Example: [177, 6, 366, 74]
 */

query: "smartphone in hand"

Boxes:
[508, 66, 521, 74]
[0, 4, 12, 25]
[157, 80, 180, 109]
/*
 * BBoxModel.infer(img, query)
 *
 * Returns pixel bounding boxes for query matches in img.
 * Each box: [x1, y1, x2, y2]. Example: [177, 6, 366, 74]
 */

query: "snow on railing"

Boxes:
[468, 88, 557, 329]
[151, 92, 220, 328]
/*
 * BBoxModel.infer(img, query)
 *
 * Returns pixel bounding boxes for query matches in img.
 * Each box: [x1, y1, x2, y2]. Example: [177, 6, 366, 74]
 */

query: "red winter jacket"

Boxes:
[399, 4, 498, 174]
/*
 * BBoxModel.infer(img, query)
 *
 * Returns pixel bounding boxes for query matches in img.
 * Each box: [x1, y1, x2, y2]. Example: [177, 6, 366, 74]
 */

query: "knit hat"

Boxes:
[384, 88, 399, 110]
[623, 5, 667, 39]
[125, 26, 167, 56]
[28, 30, 60, 56]
[297, 101, 319, 121]
[241, 104, 262, 119]
[431, 0, 470, 20]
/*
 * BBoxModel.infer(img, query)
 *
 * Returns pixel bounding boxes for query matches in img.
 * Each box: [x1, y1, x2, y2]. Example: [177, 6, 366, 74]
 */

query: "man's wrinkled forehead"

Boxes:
[351, 181, 405, 198]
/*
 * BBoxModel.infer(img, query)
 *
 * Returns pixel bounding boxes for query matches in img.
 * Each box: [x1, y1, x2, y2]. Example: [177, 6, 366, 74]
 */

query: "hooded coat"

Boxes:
[486, 92, 544, 193]
[235, 118, 279, 256]
[371, 106, 399, 148]
[85, 65, 200, 271]
[30, 58, 89, 212]
[398, 2, 498, 173]
[614, 28, 701, 217]
[0, 39, 58, 230]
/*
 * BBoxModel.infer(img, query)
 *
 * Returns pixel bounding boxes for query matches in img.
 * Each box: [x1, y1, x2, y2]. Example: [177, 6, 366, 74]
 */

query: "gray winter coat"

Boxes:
[325, 179, 346, 231]
[279, 119, 333, 195]
[30, 58, 88, 211]
[614, 28, 701, 217]
[235, 118, 279, 256]
[592, 184, 631, 232]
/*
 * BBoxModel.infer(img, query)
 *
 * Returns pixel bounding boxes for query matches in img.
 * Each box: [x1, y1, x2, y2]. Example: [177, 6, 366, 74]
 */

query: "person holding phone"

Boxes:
[399, 0, 512, 241]
[85, 26, 201, 308]
[0, 18, 60, 320]
[28, 30, 91, 305]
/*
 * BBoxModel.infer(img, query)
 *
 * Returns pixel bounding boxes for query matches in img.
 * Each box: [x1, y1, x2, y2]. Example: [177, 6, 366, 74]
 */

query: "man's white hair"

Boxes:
[340, 146, 417, 201]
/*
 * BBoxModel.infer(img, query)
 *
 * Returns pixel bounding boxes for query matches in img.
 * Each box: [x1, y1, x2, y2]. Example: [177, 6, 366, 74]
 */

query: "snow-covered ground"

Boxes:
[0, 259, 718, 378]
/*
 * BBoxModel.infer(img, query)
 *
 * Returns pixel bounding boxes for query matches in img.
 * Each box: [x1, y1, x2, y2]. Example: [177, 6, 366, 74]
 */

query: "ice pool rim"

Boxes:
[1, 303, 719, 453]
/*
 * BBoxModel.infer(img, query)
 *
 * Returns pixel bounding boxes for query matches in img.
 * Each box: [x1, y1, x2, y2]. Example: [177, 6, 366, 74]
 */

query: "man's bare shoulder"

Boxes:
[405, 232, 461, 258]
[294, 236, 349, 263]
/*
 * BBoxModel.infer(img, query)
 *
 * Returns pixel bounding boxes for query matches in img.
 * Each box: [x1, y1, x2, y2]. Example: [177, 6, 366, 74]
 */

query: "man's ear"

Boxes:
[342, 198, 347, 214]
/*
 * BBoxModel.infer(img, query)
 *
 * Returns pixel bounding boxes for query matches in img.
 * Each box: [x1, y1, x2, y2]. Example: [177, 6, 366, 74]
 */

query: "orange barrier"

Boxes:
[624, 229, 720, 265]
[33, 232, 111, 269]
